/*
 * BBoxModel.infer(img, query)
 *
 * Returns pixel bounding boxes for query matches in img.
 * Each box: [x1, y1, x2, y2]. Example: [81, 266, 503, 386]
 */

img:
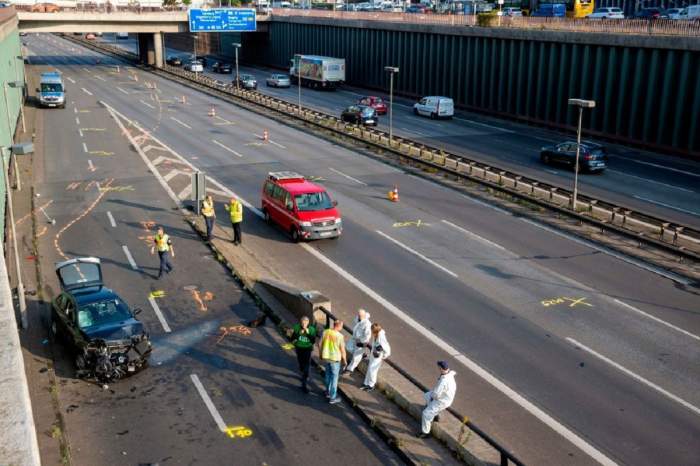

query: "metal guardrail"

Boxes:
[69, 36, 700, 268]
[317, 305, 525, 466]
[271, 9, 700, 36]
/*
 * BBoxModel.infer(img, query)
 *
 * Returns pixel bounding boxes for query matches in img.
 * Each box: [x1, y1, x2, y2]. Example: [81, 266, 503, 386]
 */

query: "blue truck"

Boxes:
[37, 71, 66, 108]
[532, 3, 566, 16]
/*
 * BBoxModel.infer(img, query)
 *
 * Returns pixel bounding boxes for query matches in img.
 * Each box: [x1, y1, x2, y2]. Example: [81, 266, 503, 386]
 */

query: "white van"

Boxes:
[678, 5, 700, 19]
[413, 96, 454, 119]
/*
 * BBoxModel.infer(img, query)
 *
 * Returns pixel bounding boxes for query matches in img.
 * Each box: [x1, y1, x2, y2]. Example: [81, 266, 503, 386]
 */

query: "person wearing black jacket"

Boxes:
[291, 316, 317, 393]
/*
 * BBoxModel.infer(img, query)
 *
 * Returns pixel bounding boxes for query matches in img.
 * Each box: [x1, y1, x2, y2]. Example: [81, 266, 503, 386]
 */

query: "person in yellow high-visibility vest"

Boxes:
[150, 226, 174, 279]
[201, 195, 216, 241]
[318, 320, 347, 404]
[224, 196, 243, 245]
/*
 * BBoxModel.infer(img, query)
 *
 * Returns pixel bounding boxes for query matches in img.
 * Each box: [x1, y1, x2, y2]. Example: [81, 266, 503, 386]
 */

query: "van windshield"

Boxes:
[41, 83, 63, 93]
[295, 192, 333, 212]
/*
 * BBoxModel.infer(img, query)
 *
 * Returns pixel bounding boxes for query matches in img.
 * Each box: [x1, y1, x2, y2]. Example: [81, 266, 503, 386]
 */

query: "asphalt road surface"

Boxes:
[24, 34, 700, 466]
[107, 35, 700, 229]
[24, 41, 402, 466]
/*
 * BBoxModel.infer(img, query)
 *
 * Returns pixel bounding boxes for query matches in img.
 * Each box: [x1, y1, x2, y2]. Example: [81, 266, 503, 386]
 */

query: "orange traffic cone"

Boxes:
[262, 129, 269, 142]
[208, 106, 216, 117]
[388, 186, 399, 202]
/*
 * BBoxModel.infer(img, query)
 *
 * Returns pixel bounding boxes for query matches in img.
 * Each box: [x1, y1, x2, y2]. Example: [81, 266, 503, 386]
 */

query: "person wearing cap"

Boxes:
[360, 323, 391, 392]
[417, 360, 457, 438]
[343, 309, 371, 375]
[224, 196, 243, 245]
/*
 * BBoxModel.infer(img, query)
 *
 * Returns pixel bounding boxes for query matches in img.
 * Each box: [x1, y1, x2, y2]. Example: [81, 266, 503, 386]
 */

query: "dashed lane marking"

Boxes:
[212, 139, 243, 158]
[170, 117, 192, 129]
[328, 167, 367, 186]
[441, 219, 507, 251]
[117, 87, 129, 95]
[376, 230, 458, 278]
[75, 117, 80, 125]
[632, 195, 700, 217]
[122, 245, 138, 270]
[148, 296, 172, 333]
[567, 337, 700, 417]
[190, 374, 227, 432]
[106, 211, 116, 227]
[82, 142, 88, 153]
[613, 299, 700, 342]
[87, 159, 96, 172]
[81, 87, 93, 96]
[95, 75, 106, 82]
[140, 99, 155, 109]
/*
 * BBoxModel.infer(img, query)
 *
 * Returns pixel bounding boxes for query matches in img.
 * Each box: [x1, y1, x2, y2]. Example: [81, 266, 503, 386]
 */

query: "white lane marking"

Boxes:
[87, 159, 95, 171]
[122, 245, 139, 270]
[73, 107, 77, 114]
[117, 87, 129, 95]
[607, 169, 694, 193]
[95, 75, 106, 82]
[170, 117, 192, 129]
[613, 299, 700, 343]
[519, 218, 691, 286]
[441, 219, 507, 251]
[545, 169, 559, 175]
[453, 117, 515, 133]
[140, 99, 155, 109]
[567, 337, 700, 417]
[82, 142, 88, 153]
[212, 139, 243, 157]
[401, 127, 427, 136]
[81, 67, 91, 73]
[178, 184, 192, 200]
[75, 117, 80, 125]
[269, 140, 286, 149]
[66, 77, 76, 84]
[81, 87, 93, 96]
[328, 167, 367, 186]
[190, 374, 227, 432]
[300, 242, 616, 466]
[95, 181, 101, 191]
[148, 296, 172, 333]
[376, 230, 458, 278]
[632, 195, 700, 217]
[623, 159, 700, 179]
[79, 129, 84, 138]
[106, 211, 116, 228]
[163, 170, 179, 182]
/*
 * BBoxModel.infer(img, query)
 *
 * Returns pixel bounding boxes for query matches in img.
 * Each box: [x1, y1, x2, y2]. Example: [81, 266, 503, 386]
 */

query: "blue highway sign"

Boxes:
[188, 8, 257, 32]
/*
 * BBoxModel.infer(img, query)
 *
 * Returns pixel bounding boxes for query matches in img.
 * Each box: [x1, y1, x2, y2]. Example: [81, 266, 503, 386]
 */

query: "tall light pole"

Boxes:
[192, 34, 198, 79]
[567, 98, 595, 211]
[233, 42, 241, 90]
[384, 66, 399, 145]
[294, 54, 302, 115]
[3, 81, 26, 191]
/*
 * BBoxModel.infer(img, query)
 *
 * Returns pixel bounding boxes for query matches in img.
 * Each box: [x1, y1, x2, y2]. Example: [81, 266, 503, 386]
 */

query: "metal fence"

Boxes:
[271, 8, 700, 36]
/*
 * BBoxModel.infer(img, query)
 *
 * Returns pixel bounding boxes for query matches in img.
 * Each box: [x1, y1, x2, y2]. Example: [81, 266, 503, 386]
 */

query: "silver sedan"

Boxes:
[266, 74, 291, 88]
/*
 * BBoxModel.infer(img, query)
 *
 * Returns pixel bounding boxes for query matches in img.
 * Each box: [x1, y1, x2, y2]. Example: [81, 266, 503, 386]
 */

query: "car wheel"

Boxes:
[75, 353, 87, 377]
[263, 208, 271, 224]
[413, 108, 419, 115]
[49, 318, 58, 342]
[291, 228, 301, 243]
[430, 112, 437, 120]
[540, 153, 550, 165]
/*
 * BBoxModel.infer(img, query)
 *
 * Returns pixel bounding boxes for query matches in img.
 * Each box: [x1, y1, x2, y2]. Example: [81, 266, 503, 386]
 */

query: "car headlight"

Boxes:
[334, 218, 342, 224]
[300, 221, 312, 227]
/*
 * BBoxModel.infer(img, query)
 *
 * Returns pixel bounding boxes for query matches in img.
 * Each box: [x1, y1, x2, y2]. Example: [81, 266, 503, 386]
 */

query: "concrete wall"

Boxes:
[1, 8, 26, 234]
[17, 11, 190, 33]
[240, 17, 700, 157]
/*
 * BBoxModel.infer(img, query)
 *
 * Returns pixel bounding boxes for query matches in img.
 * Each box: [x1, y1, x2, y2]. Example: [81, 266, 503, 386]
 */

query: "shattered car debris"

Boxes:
[50, 257, 152, 381]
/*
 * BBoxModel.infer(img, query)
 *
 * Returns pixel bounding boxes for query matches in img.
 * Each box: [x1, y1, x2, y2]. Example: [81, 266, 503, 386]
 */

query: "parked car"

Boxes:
[235, 73, 258, 90]
[406, 4, 428, 13]
[633, 8, 666, 19]
[413, 96, 454, 119]
[196, 56, 208, 67]
[166, 56, 182, 66]
[358, 96, 387, 115]
[212, 62, 233, 73]
[678, 5, 700, 20]
[185, 61, 204, 72]
[540, 141, 608, 172]
[116, 32, 129, 40]
[341, 105, 378, 126]
[266, 74, 291, 88]
[587, 7, 624, 19]
[85, 33, 96, 40]
[663, 7, 684, 19]
[50, 258, 152, 382]
[503, 7, 523, 16]
[261, 172, 342, 242]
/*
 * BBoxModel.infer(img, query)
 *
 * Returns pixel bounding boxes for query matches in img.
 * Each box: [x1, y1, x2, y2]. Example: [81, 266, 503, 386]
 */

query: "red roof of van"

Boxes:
[278, 179, 326, 195]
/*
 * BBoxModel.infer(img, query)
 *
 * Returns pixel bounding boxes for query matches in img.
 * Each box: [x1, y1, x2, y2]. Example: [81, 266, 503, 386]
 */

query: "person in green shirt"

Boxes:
[291, 316, 317, 394]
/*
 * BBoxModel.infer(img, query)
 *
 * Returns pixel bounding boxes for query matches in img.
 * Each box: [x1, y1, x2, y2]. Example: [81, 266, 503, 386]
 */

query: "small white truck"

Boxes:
[289, 54, 346, 90]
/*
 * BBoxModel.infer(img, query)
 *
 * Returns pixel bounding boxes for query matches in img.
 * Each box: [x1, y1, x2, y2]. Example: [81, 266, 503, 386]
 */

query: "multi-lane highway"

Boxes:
[106, 35, 700, 229]
[24, 33, 700, 466]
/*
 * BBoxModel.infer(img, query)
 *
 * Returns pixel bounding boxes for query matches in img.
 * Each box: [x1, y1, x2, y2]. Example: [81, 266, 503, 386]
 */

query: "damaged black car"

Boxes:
[50, 257, 152, 382]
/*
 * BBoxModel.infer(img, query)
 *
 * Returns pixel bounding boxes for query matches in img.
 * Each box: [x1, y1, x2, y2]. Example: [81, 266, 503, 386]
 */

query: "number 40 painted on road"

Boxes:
[225, 426, 253, 439]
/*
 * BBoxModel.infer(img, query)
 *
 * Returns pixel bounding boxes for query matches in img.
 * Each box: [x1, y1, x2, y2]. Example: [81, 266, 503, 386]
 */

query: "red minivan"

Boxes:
[261, 172, 342, 242]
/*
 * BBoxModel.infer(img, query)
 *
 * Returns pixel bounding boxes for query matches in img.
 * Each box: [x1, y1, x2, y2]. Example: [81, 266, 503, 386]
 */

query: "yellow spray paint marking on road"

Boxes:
[244, 142, 264, 147]
[89, 150, 114, 156]
[225, 426, 253, 439]
[149, 290, 166, 299]
[393, 219, 430, 228]
[76, 109, 91, 113]
[281, 343, 295, 350]
[541, 297, 593, 308]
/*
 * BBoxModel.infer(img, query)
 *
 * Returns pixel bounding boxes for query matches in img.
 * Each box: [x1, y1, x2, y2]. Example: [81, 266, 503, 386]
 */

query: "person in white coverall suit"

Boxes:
[361, 323, 391, 392]
[343, 309, 372, 374]
[417, 360, 457, 438]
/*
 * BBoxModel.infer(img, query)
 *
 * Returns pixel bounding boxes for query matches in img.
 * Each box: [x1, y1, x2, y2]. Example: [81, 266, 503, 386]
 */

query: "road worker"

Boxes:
[291, 315, 317, 394]
[201, 194, 216, 241]
[417, 361, 457, 438]
[224, 196, 243, 245]
[343, 309, 371, 374]
[318, 320, 346, 405]
[361, 323, 391, 392]
[150, 226, 174, 279]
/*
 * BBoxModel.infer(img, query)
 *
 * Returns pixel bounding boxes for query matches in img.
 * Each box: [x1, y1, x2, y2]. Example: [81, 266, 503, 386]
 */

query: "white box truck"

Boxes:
[289, 54, 346, 90]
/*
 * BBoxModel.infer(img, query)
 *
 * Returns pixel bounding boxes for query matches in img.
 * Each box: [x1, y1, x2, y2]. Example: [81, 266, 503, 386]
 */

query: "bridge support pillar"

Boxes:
[137, 33, 152, 65]
[153, 32, 163, 69]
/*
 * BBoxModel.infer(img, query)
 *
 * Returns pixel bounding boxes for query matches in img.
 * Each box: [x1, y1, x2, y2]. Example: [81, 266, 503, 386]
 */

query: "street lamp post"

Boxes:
[3, 81, 26, 191]
[384, 66, 399, 145]
[192, 34, 198, 79]
[233, 42, 241, 90]
[567, 98, 596, 211]
[294, 54, 302, 115]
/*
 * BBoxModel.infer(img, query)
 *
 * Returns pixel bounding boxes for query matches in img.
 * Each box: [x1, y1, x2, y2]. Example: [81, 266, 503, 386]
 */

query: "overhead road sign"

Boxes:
[189, 8, 257, 32]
